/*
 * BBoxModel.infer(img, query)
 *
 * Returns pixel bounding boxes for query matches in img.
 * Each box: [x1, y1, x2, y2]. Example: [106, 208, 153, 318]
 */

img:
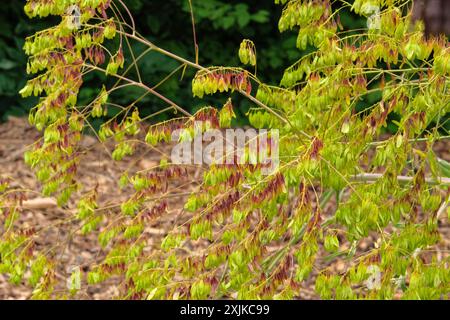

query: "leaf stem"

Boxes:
[352, 173, 450, 186]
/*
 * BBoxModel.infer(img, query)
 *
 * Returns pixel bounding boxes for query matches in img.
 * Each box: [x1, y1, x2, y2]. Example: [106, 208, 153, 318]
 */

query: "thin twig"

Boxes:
[352, 173, 450, 186]
[188, 0, 199, 64]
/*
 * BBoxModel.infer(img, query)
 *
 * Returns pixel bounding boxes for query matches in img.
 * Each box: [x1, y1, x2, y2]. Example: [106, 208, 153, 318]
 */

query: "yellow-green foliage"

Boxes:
[0, 0, 449, 300]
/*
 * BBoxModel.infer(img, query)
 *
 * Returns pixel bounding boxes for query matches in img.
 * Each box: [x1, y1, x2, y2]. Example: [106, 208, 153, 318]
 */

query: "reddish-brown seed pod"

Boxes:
[309, 137, 323, 160]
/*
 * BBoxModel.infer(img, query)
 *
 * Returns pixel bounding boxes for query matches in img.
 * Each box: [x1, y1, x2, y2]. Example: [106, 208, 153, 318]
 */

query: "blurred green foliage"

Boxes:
[4, 1, 446, 133]
[0, 1, 285, 122]
[1, 0, 368, 124]
[0, 3, 51, 120]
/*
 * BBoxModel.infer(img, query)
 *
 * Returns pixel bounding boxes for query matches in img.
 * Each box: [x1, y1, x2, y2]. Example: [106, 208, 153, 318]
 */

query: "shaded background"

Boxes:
[0, 0, 448, 128]
[0, 0, 368, 123]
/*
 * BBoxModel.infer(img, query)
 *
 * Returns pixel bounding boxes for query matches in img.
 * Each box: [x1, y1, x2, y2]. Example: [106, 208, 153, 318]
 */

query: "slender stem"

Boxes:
[188, 0, 199, 65]
[368, 135, 450, 146]
[352, 173, 450, 186]
[122, 31, 309, 138]
[85, 64, 192, 118]
[115, 0, 136, 36]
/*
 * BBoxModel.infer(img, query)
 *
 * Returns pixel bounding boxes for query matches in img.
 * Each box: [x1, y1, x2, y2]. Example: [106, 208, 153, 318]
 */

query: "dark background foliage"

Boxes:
[0, 1, 447, 131]
[0, 0, 370, 124]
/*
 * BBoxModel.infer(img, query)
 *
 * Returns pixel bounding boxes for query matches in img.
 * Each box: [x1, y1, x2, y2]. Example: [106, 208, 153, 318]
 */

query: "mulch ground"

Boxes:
[0, 117, 448, 300]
